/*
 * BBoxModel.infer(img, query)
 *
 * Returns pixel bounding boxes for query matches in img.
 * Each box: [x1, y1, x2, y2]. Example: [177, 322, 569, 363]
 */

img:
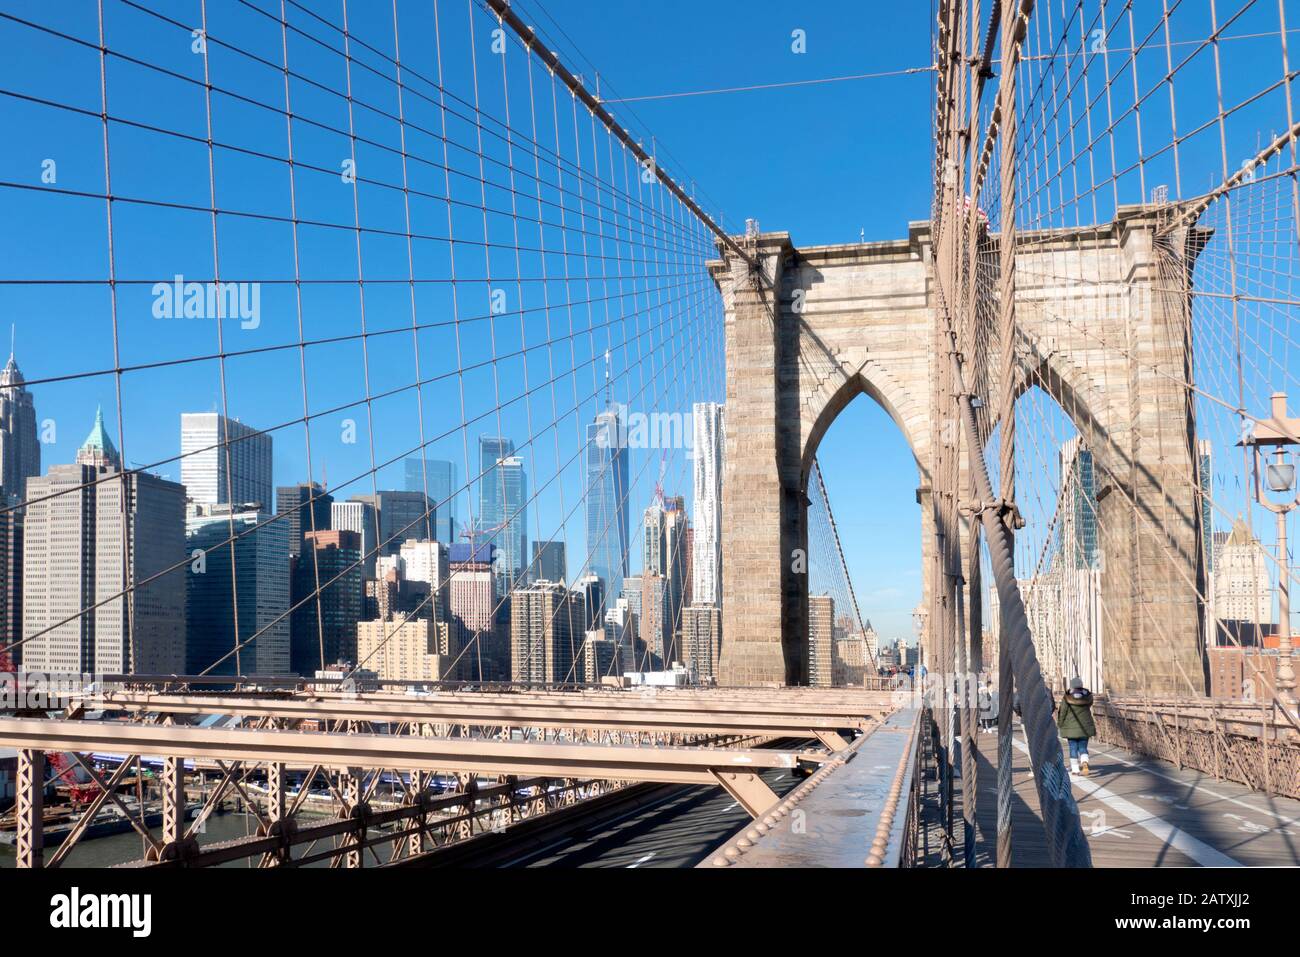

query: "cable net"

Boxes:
[925, 0, 1300, 867]
[0, 0, 728, 689]
[954, 0, 1300, 709]
[806, 457, 878, 686]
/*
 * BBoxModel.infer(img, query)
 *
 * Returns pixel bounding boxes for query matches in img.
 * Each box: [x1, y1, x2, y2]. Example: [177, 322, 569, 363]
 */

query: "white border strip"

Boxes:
[1012, 737, 1242, 867]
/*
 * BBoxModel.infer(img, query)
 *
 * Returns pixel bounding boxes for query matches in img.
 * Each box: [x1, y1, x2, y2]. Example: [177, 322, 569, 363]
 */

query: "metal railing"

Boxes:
[1094, 696, 1300, 800]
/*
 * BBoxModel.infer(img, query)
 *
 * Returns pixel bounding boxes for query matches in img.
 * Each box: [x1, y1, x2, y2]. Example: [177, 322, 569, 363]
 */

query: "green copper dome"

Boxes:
[78, 405, 120, 467]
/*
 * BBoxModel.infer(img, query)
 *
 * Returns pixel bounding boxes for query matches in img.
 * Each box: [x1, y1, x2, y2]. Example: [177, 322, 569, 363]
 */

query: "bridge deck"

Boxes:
[704, 708, 921, 868]
[966, 726, 1300, 867]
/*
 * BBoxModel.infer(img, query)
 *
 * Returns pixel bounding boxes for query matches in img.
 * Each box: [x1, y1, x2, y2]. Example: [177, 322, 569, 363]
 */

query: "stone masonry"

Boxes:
[710, 207, 1208, 694]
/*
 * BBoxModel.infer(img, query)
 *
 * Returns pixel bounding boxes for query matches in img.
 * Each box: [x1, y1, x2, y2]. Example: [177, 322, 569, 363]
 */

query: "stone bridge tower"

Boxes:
[710, 207, 1209, 695]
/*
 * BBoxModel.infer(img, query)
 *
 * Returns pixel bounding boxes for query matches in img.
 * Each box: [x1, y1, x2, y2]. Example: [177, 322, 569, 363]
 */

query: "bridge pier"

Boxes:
[712, 235, 802, 686]
[711, 209, 1208, 694]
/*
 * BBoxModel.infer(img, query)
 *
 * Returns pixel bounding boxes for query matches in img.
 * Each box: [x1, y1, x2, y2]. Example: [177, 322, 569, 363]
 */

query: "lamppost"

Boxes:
[1242, 392, 1299, 708]
[911, 608, 928, 668]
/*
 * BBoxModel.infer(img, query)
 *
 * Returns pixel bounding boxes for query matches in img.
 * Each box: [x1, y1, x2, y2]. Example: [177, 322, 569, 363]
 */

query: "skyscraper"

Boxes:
[331, 499, 378, 575]
[449, 544, 504, 679]
[604, 595, 639, 673]
[808, 594, 835, 688]
[643, 503, 666, 576]
[636, 573, 669, 668]
[181, 412, 273, 509]
[23, 409, 187, 674]
[1212, 518, 1271, 628]
[582, 632, 618, 684]
[586, 406, 629, 604]
[832, 634, 870, 687]
[691, 402, 724, 607]
[643, 498, 686, 660]
[862, 620, 880, 662]
[400, 538, 449, 591]
[365, 564, 434, 624]
[276, 482, 333, 560]
[531, 539, 567, 585]
[0, 509, 23, 667]
[358, 616, 453, 683]
[347, 491, 434, 558]
[399, 538, 449, 623]
[663, 496, 689, 648]
[404, 457, 457, 542]
[290, 530, 363, 675]
[573, 575, 605, 631]
[683, 604, 721, 682]
[1059, 437, 1099, 570]
[511, 580, 585, 684]
[623, 575, 643, 624]
[684, 527, 694, 608]
[0, 350, 40, 506]
[0, 336, 28, 668]
[479, 438, 527, 596]
[1199, 439, 1216, 651]
[1198, 439, 1214, 574]
[186, 504, 291, 674]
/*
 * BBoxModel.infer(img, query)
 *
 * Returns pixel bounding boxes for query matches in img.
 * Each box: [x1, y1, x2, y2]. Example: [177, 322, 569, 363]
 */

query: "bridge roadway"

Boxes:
[7, 682, 1295, 867]
[430, 709, 924, 868]
[384, 737, 815, 869]
[956, 724, 1300, 867]
[504, 766, 803, 868]
[404, 706, 1300, 869]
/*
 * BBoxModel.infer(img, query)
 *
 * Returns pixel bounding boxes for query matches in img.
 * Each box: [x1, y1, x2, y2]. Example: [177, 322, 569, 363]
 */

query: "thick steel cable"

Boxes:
[480, 0, 753, 268]
[996, 0, 1025, 870]
[94, 0, 136, 676]
[808, 459, 878, 673]
[953, 347, 1094, 868]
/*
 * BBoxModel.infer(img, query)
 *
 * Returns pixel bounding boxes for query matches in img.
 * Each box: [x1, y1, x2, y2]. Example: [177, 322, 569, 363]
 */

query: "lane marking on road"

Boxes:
[1079, 809, 1133, 839]
[1012, 737, 1242, 867]
[1139, 793, 1189, 810]
[628, 853, 655, 868]
[1092, 743, 1300, 827]
[1223, 812, 1270, 834]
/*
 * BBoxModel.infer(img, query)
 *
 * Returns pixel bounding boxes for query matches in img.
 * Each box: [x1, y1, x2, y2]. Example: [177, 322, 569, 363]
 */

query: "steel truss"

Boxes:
[0, 685, 886, 868]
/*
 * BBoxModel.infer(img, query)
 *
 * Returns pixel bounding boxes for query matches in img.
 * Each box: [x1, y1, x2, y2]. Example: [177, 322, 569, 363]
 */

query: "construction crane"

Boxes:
[652, 448, 668, 507]
[46, 752, 100, 806]
[0, 655, 101, 804]
[458, 515, 508, 562]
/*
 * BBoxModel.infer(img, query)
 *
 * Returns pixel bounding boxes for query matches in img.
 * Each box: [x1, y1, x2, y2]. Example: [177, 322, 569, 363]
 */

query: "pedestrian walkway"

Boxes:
[967, 725, 1300, 866]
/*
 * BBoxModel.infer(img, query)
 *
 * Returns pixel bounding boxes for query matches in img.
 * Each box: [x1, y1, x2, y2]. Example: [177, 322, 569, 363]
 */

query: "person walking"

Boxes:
[1056, 676, 1096, 776]
[979, 678, 996, 732]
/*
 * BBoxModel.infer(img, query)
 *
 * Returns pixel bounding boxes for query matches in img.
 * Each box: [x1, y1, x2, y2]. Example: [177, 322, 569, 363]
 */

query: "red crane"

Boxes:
[653, 448, 668, 507]
[459, 516, 508, 557]
[46, 752, 101, 806]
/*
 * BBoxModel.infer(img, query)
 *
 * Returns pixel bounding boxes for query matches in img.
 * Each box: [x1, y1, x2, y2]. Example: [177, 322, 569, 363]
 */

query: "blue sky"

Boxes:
[2, 0, 1298, 646]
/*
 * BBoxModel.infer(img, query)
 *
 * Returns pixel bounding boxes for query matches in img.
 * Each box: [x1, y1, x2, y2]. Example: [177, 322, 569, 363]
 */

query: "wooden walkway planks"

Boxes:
[964, 725, 1300, 867]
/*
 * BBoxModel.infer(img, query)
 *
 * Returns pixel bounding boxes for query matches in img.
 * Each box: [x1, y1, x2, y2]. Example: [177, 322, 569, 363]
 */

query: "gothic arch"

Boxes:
[800, 362, 930, 492]
[712, 210, 1205, 693]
